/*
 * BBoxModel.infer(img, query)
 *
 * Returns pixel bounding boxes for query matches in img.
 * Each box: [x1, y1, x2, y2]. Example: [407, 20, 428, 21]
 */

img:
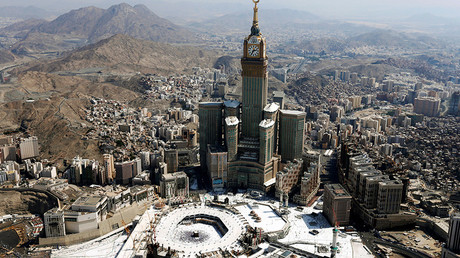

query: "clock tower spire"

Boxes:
[241, 0, 268, 139]
[251, 0, 260, 36]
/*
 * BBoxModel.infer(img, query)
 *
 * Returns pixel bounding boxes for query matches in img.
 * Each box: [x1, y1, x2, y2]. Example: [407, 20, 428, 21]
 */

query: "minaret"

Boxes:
[241, 0, 268, 139]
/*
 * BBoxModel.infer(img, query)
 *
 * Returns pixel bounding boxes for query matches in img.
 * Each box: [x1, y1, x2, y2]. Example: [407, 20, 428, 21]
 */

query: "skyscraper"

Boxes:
[279, 110, 306, 162]
[241, 0, 268, 139]
[198, 102, 223, 167]
[442, 213, 460, 258]
[198, 0, 304, 191]
[323, 184, 352, 226]
[103, 154, 115, 183]
[19, 136, 39, 160]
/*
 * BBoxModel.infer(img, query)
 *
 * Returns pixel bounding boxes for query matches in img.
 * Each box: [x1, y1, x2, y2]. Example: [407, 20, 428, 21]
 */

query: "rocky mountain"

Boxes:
[189, 8, 320, 33]
[26, 34, 218, 74]
[0, 3, 200, 56]
[0, 6, 54, 19]
[348, 29, 441, 49]
[0, 50, 16, 64]
[289, 29, 443, 55]
[37, 3, 199, 43]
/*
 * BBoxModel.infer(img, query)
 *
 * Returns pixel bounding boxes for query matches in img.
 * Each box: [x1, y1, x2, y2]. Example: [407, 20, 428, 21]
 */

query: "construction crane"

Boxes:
[121, 219, 130, 236]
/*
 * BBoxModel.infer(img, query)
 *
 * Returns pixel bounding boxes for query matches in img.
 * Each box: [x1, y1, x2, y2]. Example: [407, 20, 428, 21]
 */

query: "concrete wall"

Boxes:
[39, 202, 150, 246]
[65, 212, 98, 234]
[416, 218, 449, 242]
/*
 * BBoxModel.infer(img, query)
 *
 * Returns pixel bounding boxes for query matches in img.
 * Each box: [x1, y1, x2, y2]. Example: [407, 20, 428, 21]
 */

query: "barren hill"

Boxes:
[0, 3, 201, 57]
[27, 34, 218, 74]
[190, 8, 320, 33]
[0, 71, 140, 165]
[1, 3, 199, 52]
[348, 29, 441, 49]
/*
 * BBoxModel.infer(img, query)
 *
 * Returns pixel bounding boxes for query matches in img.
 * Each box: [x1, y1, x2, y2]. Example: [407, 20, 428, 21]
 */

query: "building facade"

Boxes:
[19, 136, 39, 160]
[442, 213, 460, 258]
[197, 1, 306, 192]
[323, 184, 352, 226]
[279, 110, 306, 162]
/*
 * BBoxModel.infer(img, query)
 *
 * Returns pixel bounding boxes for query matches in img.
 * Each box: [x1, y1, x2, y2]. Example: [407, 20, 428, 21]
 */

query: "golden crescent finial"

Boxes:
[253, 0, 260, 4]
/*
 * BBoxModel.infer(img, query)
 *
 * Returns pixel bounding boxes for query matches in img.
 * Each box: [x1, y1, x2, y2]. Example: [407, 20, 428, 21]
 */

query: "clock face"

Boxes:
[248, 45, 260, 57]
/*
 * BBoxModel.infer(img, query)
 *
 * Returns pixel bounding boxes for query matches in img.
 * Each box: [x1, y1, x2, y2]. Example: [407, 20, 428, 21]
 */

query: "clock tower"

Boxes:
[241, 0, 268, 139]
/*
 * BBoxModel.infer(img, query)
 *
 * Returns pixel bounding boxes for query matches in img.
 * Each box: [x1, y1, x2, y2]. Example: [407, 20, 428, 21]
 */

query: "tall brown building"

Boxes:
[226, 0, 281, 191]
[240, 0, 268, 139]
[323, 184, 352, 226]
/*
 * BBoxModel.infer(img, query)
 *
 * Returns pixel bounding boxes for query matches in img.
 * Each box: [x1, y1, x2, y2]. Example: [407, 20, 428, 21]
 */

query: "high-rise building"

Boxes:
[350, 72, 358, 84]
[207, 145, 228, 190]
[323, 184, 352, 226]
[160, 171, 189, 201]
[382, 80, 394, 92]
[198, 1, 306, 191]
[449, 92, 460, 116]
[293, 161, 321, 205]
[69, 156, 90, 185]
[103, 154, 115, 184]
[259, 119, 275, 164]
[442, 213, 460, 258]
[1, 145, 16, 161]
[276, 159, 303, 197]
[164, 149, 179, 173]
[140, 151, 150, 171]
[414, 97, 441, 117]
[115, 160, 134, 185]
[279, 110, 305, 162]
[264, 103, 280, 152]
[223, 100, 240, 119]
[225, 116, 239, 162]
[376, 179, 403, 214]
[198, 102, 223, 168]
[19, 136, 39, 160]
[273, 91, 285, 109]
[240, 2, 268, 139]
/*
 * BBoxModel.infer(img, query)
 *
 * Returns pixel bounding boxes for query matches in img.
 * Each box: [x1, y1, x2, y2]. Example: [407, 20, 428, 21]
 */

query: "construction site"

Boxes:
[50, 192, 373, 258]
[0, 216, 43, 256]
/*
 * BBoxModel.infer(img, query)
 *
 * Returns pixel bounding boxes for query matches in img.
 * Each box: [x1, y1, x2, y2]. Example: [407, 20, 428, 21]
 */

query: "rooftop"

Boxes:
[273, 91, 285, 98]
[224, 100, 240, 108]
[259, 119, 275, 129]
[199, 102, 223, 107]
[225, 116, 239, 126]
[208, 145, 227, 153]
[72, 196, 106, 207]
[379, 179, 403, 186]
[280, 109, 306, 116]
[264, 103, 280, 113]
[326, 184, 351, 198]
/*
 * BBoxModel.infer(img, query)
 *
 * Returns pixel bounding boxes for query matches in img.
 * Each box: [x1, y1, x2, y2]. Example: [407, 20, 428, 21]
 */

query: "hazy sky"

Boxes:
[0, 0, 460, 19]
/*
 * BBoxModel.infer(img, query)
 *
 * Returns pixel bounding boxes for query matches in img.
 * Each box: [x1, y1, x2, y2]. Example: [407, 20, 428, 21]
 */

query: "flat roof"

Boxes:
[224, 100, 240, 108]
[326, 184, 351, 198]
[280, 109, 306, 116]
[208, 145, 227, 153]
[379, 179, 402, 186]
[73, 196, 105, 207]
[199, 102, 223, 107]
[273, 91, 285, 98]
